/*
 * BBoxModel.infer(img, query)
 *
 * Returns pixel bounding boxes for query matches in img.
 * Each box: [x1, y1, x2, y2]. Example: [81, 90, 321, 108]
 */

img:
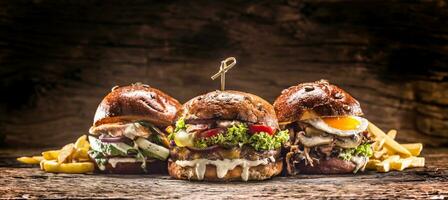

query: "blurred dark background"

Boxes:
[0, 0, 447, 148]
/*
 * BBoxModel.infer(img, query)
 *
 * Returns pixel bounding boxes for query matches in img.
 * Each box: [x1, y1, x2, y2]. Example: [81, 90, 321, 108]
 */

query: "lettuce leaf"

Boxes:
[88, 136, 129, 157]
[249, 132, 274, 150]
[194, 124, 249, 148]
[193, 124, 289, 151]
[222, 123, 250, 147]
[88, 150, 108, 168]
[170, 117, 186, 141]
[249, 130, 289, 151]
[174, 117, 186, 132]
[339, 143, 373, 161]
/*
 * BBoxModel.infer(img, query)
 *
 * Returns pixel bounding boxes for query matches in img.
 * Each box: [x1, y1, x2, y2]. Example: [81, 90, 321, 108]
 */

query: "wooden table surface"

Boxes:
[1, 148, 447, 199]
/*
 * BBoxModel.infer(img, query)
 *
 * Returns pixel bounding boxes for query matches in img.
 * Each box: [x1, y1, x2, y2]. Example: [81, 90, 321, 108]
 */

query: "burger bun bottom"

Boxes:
[168, 159, 283, 181]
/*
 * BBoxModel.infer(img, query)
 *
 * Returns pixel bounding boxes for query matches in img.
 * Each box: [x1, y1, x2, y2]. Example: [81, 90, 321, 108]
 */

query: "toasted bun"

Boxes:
[168, 159, 282, 181]
[93, 83, 182, 127]
[95, 160, 167, 174]
[292, 157, 356, 174]
[273, 80, 363, 123]
[181, 90, 278, 129]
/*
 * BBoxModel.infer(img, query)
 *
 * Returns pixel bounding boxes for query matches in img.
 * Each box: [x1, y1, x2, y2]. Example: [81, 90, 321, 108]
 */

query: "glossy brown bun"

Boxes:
[274, 80, 363, 123]
[93, 83, 182, 127]
[168, 159, 283, 181]
[95, 159, 167, 174]
[292, 157, 356, 174]
[181, 90, 279, 129]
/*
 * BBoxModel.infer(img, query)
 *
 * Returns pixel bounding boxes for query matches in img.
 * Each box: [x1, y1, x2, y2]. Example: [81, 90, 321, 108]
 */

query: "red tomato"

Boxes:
[248, 125, 275, 135]
[197, 128, 225, 138]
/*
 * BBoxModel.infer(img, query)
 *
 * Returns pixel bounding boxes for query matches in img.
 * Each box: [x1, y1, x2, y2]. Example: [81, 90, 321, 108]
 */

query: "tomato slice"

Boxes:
[248, 125, 275, 135]
[197, 128, 225, 138]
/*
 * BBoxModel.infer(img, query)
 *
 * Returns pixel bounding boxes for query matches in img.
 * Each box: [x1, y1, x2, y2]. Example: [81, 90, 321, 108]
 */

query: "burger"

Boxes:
[273, 80, 373, 174]
[167, 90, 289, 181]
[88, 83, 182, 174]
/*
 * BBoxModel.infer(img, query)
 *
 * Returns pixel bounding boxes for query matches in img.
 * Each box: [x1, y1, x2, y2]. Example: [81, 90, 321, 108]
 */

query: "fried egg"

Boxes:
[304, 116, 368, 137]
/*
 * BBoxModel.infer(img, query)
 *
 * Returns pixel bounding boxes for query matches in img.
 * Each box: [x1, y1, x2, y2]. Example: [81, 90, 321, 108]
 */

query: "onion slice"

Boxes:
[99, 135, 128, 143]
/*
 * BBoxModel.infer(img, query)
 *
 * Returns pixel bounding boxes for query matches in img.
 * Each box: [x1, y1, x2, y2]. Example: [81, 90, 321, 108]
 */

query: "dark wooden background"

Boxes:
[0, 0, 447, 148]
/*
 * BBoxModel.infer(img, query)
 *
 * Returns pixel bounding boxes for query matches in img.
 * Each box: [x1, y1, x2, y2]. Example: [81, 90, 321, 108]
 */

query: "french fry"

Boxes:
[366, 159, 381, 170]
[75, 135, 90, 150]
[373, 148, 388, 159]
[58, 143, 76, 164]
[376, 155, 400, 172]
[409, 157, 425, 168]
[18, 134, 95, 174]
[17, 156, 41, 164]
[58, 162, 94, 173]
[43, 160, 94, 174]
[368, 122, 412, 157]
[387, 130, 397, 139]
[42, 150, 60, 160]
[401, 143, 423, 156]
[42, 160, 59, 173]
[73, 148, 89, 160]
[386, 147, 398, 155]
[390, 157, 413, 171]
[373, 138, 386, 151]
[32, 156, 44, 162]
[376, 162, 389, 172]
[367, 122, 425, 173]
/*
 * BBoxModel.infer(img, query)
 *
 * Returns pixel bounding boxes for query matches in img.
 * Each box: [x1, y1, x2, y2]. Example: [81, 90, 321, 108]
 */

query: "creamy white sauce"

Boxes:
[351, 156, 368, 173]
[175, 157, 275, 181]
[98, 164, 106, 171]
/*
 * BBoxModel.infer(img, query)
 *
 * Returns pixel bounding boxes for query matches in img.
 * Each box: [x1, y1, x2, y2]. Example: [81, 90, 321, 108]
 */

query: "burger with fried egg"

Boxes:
[167, 90, 289, 181]
[273, 80, 373, 174]
[88, 83, 182, 174]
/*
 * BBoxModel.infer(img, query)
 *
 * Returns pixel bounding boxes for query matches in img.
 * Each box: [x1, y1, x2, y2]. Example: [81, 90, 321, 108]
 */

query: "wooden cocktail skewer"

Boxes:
[211, 57, 237, 91]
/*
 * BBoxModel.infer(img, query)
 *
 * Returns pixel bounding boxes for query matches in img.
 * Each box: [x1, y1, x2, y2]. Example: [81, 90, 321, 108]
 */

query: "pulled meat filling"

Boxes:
[285, 121, 372, 174]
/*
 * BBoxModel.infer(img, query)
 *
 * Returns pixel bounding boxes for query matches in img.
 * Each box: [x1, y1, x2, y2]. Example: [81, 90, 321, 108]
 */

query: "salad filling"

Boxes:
[169, 118, 289, 151]
[88, 121, 170, 171]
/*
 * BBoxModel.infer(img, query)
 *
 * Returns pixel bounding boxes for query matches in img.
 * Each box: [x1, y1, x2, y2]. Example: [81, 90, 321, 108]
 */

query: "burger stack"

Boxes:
[86, 80, 374, 180]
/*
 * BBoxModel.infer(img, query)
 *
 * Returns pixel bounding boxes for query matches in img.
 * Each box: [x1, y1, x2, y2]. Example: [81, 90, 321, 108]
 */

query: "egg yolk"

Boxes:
[322, 116, 360, 130]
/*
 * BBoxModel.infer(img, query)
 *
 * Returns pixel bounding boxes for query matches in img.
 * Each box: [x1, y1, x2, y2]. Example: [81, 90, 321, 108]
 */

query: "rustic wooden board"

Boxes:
[0, 0, 447, 149]
[1, 148, 447, 199]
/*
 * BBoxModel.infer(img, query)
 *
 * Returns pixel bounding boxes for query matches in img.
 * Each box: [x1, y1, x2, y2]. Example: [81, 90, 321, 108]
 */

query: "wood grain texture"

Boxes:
[0, 148, 447, 199]
[0, 0, 447, 147]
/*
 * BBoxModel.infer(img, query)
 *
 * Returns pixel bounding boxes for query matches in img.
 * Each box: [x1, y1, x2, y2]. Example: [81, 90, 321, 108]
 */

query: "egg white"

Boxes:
[304, 116, 368, 137]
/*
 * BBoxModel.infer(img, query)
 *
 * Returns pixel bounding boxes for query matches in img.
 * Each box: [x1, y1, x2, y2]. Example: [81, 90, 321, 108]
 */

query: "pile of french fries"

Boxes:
[17, 135, 95, 174]
[366, 122, 425, 172]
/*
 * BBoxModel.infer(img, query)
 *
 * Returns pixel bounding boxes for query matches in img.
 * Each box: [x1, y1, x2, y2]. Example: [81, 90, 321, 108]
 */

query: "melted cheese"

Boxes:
[175, 157, 275, 181]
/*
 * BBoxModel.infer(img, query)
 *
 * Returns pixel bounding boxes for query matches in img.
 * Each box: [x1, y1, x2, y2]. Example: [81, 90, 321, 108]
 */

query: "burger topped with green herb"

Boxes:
[167, 90, 289, 181]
